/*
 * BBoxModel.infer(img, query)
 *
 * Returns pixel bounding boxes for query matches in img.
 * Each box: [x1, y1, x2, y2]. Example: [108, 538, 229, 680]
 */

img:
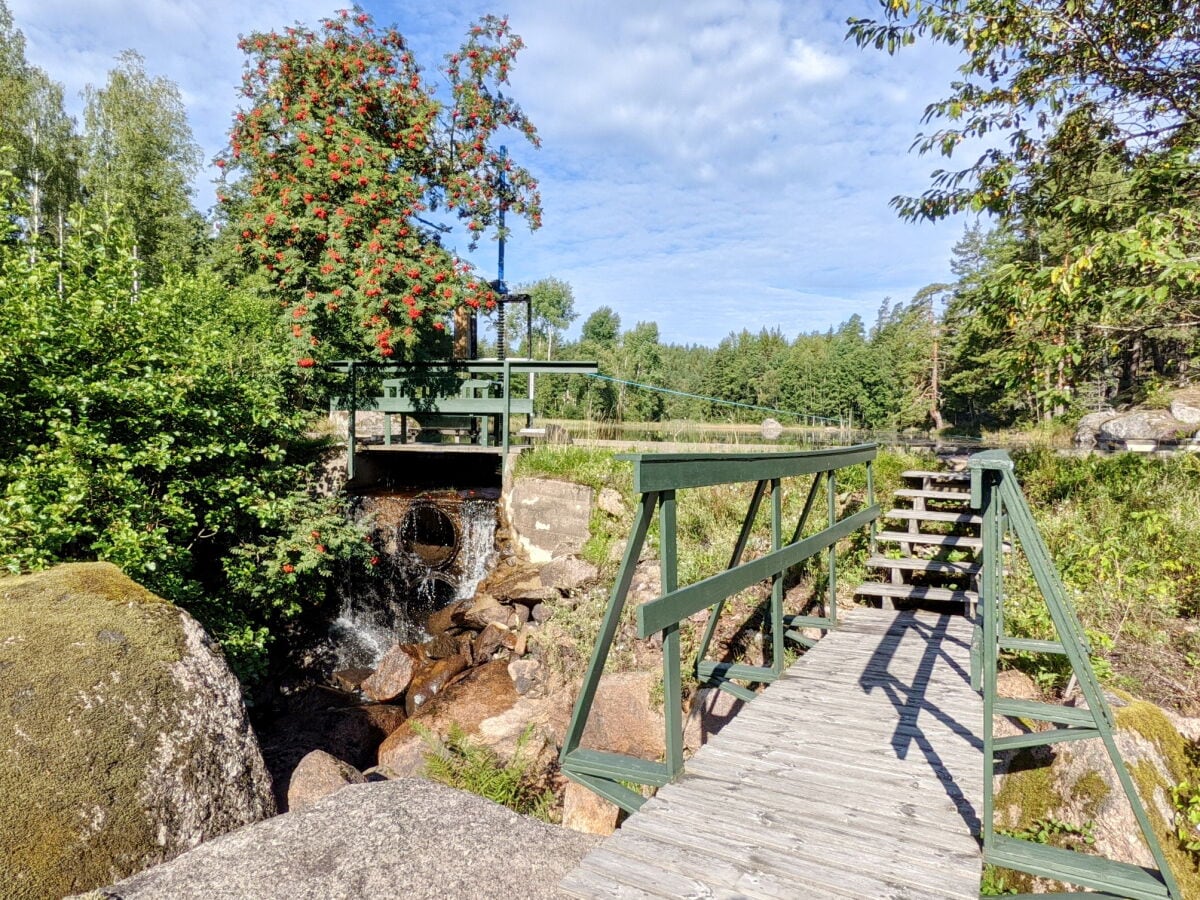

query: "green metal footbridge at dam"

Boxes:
[324, 363, 1182, 897]
[556, 447, 1183, 900]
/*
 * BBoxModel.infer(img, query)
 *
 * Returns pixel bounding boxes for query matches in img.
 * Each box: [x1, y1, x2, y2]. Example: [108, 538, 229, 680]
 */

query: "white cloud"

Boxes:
[7, 0, 978, 346]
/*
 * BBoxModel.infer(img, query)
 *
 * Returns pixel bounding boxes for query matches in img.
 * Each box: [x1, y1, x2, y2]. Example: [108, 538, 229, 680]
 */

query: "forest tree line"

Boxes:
[1, 1, 1198, 679]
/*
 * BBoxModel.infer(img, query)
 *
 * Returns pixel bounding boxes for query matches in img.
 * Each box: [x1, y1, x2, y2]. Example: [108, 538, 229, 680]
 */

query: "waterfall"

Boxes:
[328, 487, 498, 670]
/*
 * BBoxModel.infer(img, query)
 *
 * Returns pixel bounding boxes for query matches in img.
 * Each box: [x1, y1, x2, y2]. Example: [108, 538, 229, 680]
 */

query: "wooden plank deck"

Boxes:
[561, 608, 984, 899]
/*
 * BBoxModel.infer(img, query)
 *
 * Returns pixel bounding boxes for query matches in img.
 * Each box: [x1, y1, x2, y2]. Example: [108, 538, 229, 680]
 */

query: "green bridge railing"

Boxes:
[970, 450, 1180, 899]
[559, 444, 879, 813]
[325, 358, 598, 476]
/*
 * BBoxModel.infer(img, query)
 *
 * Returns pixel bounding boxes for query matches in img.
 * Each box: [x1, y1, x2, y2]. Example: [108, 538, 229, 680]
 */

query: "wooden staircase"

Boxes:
[856, 469, 981, 613]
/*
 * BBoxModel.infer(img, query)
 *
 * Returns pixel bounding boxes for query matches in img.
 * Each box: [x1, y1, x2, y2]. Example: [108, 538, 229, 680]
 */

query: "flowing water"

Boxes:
[328, 487, 499, 669]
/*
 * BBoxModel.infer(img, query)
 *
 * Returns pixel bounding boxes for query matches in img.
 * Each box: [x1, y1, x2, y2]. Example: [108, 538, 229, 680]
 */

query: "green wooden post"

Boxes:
[564, 446, 882, 808]
[788, 474, 821, 546]
[978, 466, 1001, 851]
[826, 469, 837, 622]
[347, 362, 357, 481]
[866, 459, 877, 558]
[969, 451, 1179, 898]
[660, 490, 684, 776]
[501, 360, 511, 458]
[770, 478, 784, 677]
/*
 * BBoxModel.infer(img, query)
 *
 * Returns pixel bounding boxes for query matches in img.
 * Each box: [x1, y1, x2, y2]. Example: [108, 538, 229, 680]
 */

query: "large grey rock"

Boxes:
[506, 478, 593, 563]
[0, 564, 274, 900]
[1099, 410, 1191, 443]
[1073, 409, 1118, 447]
[92, 780, 601, 899]
[994, 694, 1198, 895]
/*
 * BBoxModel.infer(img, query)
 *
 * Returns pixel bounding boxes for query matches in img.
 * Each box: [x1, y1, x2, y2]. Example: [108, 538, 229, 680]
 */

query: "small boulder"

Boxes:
[508, 604, 531, 629]
[286, 750, 366, 812]
[258, 688, 405, 808]
[539, 556, 599, 593]
[473, 621, 512, 661]
[597, 487, 626, 518]
[563, 780, 621, 836]
[405, 654, 469, 717]
[683, 687, 746, 752]
[461, 593, 509, 629]
[507, 658, 545, 698]
[330, 667, 374, 692]
[360, 644, 420, 703]
[1171, 394, 1200, 425]
[629, 560, 662, 607]
[426, 599, 471, 637]
[1073, 409, 1118, 447]
[454, 632, 476, 665]
[487, 564, 560, 605]
[423, 632, 460, 660]
[378, 661, 519, 778]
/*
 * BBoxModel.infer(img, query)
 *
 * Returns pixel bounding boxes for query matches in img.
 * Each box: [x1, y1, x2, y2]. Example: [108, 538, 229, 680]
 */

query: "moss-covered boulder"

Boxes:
[0, 563, 275, 899]
[993, 691, 1200, 896]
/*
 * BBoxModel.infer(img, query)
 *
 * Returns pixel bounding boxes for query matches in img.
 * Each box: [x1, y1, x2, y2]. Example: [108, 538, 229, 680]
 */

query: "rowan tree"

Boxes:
[219, 8, 541, 367]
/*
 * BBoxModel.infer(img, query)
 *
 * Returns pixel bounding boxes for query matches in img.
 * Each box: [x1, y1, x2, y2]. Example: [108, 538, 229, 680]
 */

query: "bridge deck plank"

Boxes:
[561, 608, 984, 899]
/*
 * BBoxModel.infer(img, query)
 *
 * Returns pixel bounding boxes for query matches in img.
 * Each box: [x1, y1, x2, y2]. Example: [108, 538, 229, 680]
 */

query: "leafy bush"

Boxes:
[0, 176, 368, 681]
[993, 449, 1200, 693]
[1173, 780, 1200, 856]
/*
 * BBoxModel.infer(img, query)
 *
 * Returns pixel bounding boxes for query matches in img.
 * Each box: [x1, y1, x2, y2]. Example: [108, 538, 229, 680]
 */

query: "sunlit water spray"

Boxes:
[329, 488, 498, 669]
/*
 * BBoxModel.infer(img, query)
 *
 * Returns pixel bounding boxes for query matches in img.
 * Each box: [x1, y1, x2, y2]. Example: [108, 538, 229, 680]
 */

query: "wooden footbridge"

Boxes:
[559, 447, 1182, 899]
[564, 606, 983, 898]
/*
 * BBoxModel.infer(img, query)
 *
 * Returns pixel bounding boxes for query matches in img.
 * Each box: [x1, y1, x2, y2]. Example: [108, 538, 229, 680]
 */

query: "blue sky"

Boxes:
[10, 0, 977, 347]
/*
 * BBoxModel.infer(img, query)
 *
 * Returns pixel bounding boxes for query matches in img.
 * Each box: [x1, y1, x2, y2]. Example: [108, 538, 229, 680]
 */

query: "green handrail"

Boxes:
[324, 358, 598, 474]
[560, 444, 879, 813]
[969, 450, 1180, 899]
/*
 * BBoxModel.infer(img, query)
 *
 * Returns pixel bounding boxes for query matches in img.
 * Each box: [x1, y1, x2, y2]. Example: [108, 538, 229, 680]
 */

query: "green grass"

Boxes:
[416, 723, 556, 822]
[999, 449, 1200, 694]
[518, 445, 939, 684]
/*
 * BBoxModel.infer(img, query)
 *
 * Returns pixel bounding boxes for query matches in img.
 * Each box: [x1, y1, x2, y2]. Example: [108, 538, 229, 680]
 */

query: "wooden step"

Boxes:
[875, 530, 983, 549]
[895, 488, 971, 502]
[884, 508, 982, 525]
[901, 469, 970, 483]
[865, 556, 980, 576]
[854, 582, 979, 604]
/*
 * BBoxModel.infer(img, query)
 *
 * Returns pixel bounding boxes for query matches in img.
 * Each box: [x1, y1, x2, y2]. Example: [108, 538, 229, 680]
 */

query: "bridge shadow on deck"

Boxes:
[857, 610, 982, 836]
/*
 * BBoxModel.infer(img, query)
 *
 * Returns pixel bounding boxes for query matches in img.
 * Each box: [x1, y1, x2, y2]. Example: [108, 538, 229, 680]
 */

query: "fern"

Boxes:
[416, 723, 556, 822]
